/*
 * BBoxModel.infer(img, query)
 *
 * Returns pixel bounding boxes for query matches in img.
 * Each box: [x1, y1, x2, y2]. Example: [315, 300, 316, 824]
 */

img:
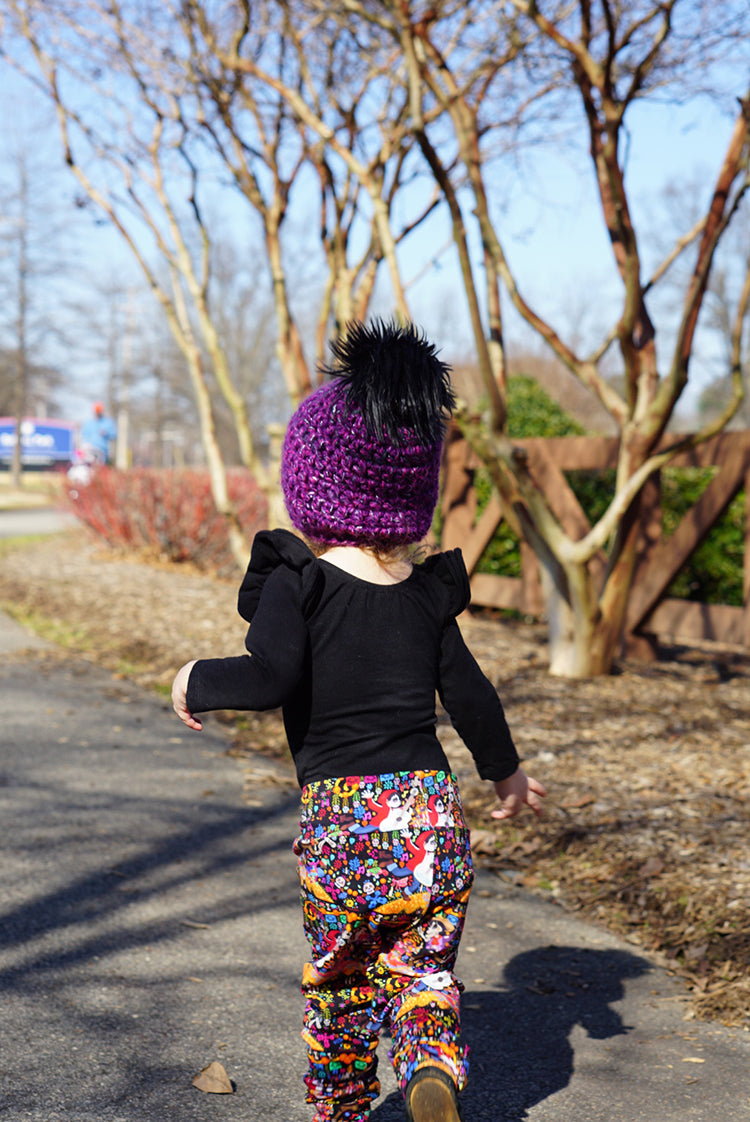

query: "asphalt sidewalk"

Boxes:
[1, 611, 749, 1122]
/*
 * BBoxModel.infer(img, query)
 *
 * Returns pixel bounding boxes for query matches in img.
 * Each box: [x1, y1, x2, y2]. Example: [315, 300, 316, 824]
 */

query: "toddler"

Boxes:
[172, 320, 546, 1122]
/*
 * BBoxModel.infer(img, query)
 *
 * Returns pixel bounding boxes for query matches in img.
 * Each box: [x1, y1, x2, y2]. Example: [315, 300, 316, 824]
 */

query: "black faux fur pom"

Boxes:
[324, 319, 455, 446]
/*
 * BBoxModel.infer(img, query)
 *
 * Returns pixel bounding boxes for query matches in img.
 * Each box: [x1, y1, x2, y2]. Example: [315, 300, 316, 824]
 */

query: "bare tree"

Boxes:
[208, 236, 283, 455]
[4, 0, 749, 669]
[338, 0, 750, 675]
[693, 213, 750, 428]
[4, 0, 276, 563]
[1, 149, 33, 486]
[182, 0, 442, 365]
[0, 136, 69, 484]
[128, 312, 205, 468]
[206, 2, 458, 324]
[278, 4, 442, 341]
[174, 0, 316, 404]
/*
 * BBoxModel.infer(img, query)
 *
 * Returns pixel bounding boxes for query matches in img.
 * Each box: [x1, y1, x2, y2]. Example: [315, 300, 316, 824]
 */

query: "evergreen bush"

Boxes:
[661, 468, 745, 606]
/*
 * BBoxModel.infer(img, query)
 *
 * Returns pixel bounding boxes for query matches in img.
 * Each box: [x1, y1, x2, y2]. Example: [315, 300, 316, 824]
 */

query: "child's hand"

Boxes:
[492, 767, 547, 821]
[172, 660, 202, 730]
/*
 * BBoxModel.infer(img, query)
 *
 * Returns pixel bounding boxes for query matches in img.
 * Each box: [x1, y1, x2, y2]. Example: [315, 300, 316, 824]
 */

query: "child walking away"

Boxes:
[172, 320, 546, 1122]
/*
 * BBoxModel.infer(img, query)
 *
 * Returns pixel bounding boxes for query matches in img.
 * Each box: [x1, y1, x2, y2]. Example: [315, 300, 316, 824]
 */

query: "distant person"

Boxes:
[80, 402, 117, 466]
[172, 320, 547, 1122]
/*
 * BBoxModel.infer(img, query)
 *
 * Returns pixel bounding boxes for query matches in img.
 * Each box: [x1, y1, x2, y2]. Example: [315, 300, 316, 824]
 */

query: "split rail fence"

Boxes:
[440, 429, 750, 654]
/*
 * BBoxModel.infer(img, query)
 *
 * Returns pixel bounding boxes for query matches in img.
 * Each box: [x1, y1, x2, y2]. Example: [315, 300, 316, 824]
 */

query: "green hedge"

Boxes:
[661, 469, 745, 606]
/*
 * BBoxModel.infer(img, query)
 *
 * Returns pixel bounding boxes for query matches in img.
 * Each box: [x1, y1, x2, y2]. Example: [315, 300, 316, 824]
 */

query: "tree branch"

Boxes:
[653, 96, 750, 424]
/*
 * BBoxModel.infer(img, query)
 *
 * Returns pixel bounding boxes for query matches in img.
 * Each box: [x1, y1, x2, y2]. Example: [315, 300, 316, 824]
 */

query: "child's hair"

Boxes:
[281, 319, 454, 549]
[305, 538, 422, 565]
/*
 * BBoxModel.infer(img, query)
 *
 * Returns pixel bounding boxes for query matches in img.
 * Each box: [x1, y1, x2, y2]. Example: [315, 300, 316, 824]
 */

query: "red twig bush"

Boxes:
[64, 468, 268, 575]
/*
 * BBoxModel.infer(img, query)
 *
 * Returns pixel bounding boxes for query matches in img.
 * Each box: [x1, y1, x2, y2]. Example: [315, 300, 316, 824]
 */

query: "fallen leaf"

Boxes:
[638, 857, 665, 878]
[526, 980, 555, 996]
[470, 830, 497, 855]
[192, 1061, 234, 1093]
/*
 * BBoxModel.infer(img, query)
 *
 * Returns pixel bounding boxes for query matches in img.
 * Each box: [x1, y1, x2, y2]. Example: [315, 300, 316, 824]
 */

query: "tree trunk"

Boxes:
[180, 336, 251, 570]
[265, 423, 292, 532]
[10, 418, 23, 489]
[544, 581, 600, 677]
[545, 585, 627, 678]
[539, 555, 613, 678]
[543, 474, 651, 677]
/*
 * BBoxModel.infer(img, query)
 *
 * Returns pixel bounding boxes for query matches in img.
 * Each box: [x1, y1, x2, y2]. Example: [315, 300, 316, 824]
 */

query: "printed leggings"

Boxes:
[295, 770, 474, 1122]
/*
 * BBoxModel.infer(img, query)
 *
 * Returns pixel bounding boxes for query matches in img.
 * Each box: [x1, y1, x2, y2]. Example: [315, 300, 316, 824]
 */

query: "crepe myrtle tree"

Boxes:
[176, 0, 750, 675]
[334, 0, 750, 676]
[4, 0, 441, 557]
[3, 0, 271, 564]
[6, 0, 750, 670]
[5, 0, 332, 558]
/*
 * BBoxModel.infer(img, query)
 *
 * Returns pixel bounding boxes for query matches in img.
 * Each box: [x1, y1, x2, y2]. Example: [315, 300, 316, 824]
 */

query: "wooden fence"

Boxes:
[441, 429, 750, 653]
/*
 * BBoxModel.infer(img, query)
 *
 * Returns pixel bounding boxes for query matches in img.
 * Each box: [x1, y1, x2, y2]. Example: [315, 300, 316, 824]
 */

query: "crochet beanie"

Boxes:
[281, 320, 455, 547]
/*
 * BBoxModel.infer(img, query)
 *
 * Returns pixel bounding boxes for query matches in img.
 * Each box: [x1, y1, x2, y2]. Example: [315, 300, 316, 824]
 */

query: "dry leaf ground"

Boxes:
[1, 527, 748, 1031]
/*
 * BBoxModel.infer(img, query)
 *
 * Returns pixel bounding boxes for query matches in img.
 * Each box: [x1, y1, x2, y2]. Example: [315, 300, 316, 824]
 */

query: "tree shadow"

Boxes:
[371, 944, 650, 1121]
[0, 782, 305, 1119]
[0, 785, 301, 986]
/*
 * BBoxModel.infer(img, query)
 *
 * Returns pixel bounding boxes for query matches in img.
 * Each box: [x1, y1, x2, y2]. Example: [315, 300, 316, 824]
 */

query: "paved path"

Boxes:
[1, 611, 749, 1122]
[0, 505, 76, 539]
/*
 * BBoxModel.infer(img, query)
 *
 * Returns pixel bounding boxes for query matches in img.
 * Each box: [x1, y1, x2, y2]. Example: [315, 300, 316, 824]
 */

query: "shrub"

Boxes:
[64, 467, 268, 575]
[661, 469, 745, 606]
[504, 375, 585, 439]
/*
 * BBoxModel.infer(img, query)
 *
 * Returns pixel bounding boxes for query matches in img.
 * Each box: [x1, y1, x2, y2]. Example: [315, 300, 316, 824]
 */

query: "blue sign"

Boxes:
[0, 418, 75, 466]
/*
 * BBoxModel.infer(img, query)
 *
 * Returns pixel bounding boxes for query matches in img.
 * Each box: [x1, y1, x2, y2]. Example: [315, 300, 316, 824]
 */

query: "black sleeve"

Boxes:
[437, 619, 520, 782]
[237, 528, 318, 623]
[186, 565, 307, 714]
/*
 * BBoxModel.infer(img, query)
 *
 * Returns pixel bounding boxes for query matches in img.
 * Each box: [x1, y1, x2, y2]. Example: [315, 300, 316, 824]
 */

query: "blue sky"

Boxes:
[404, 88, 747, 419]
[1, 56, 746, 426]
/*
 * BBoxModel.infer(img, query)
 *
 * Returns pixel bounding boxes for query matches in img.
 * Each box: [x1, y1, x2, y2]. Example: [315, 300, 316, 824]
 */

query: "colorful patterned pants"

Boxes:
[295, 770, 474, 1122]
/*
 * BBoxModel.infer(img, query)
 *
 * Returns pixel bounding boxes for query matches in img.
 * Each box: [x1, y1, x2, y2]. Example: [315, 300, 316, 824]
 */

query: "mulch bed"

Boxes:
[2, 528, 748, 1030]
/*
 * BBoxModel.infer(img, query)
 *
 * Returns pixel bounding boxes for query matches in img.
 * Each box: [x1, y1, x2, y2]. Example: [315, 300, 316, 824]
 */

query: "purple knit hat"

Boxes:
[281, 320, 455, 547]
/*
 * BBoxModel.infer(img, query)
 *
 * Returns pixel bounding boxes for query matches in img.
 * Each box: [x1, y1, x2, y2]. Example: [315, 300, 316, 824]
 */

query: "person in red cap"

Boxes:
[80, 401, 117, 465]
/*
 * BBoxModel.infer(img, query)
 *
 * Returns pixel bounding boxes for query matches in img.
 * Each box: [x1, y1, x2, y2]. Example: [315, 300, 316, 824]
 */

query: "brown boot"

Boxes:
[405, 1066, 461, 1122]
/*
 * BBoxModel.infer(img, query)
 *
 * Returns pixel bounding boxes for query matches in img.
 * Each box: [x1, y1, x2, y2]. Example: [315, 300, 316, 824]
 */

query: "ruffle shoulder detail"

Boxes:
[418, 548, 471, 620]
[237, 528, 323, 622]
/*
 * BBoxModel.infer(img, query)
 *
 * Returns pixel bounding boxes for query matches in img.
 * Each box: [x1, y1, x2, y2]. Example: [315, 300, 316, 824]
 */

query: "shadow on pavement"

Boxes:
[0, 788, 301, 985]
[371, 945, 650, 1122]
[0, 781, 305, 1121]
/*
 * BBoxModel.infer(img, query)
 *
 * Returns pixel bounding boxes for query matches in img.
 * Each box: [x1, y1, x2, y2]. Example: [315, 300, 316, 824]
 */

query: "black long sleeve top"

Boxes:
[186, 529, 519, 789]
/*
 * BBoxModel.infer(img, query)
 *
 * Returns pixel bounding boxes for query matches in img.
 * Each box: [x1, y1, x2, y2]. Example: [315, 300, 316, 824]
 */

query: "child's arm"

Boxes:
[171, 564, 307, 730]
[437, 619, 520, 780]
[492, 766, 547, 820]
[172, 659, 202, 730]
[437, 620, 547, 818]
